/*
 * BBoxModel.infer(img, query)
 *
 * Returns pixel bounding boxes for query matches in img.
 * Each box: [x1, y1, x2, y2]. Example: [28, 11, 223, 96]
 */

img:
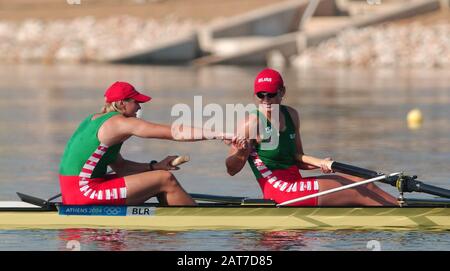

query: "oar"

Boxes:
[331, 161, 450, 199]
[16, 192, 58, 209]
[190, 193, 275, 205]
[190, 193, 247, 204]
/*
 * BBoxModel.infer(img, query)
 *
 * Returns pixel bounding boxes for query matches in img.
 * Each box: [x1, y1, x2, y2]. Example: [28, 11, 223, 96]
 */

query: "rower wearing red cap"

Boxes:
[59, 81, 234, 206]
[225, 68, 398, 206]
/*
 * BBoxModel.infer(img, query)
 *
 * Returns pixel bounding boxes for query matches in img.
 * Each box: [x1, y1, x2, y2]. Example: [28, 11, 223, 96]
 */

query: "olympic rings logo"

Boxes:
[104, 207, 122, 216]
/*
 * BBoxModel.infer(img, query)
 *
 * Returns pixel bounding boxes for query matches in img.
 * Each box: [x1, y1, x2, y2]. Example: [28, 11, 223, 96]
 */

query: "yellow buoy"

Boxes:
[407, 109, 423, 129]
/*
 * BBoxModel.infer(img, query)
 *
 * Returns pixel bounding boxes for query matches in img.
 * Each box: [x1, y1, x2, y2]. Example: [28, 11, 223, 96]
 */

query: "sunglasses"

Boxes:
[256, 92, 278, 99]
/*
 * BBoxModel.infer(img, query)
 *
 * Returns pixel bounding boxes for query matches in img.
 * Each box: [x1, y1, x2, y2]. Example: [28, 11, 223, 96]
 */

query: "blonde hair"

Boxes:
[101, 98, 133, 114]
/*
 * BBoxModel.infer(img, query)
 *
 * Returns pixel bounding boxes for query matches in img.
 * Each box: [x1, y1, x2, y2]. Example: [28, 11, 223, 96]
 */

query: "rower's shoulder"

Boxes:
[283, 105, 300, 122]
[283, 105, 299, 114]
[101, 113, 134, 130]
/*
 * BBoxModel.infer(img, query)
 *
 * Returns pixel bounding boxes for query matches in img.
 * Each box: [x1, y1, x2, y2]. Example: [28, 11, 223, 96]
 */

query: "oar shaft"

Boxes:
[405, 181, 450, 199]
[331, 161, 450, 199]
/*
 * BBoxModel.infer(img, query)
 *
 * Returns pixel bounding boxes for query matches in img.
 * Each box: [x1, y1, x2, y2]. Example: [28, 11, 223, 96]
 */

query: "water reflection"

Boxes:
[50, 228, 450, 251]
[252, 231, 309, 250]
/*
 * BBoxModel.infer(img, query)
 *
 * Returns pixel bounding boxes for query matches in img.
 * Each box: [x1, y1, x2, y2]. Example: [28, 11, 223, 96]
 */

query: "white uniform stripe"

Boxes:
[89, 191, 97, 199]
[314, 180, 320, 191]
[261, 170, 272, 178]
[88, 156, 100, 163]
[273, 181, 281, 188]
[267, 177, 277, 184]
[286, 183, 293, 192]
[94, 149, 106, 156]
[256, 166, 267, 171]
[97, 190, 103, 200]
[292, 182, 298, 192]
[80, 185, 89, 192]
[84, 189, 92, 197]
[79, 180, 89, 186]
[120, 188, 127, 199]
[83, 164, 95, 171]
[105, 189, 111, 200]
[79, 172, 91, 178]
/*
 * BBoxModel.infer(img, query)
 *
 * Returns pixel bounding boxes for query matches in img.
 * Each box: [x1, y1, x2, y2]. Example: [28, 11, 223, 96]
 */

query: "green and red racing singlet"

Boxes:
[59, 112, 126, 205]
[247, 105, 320, 206]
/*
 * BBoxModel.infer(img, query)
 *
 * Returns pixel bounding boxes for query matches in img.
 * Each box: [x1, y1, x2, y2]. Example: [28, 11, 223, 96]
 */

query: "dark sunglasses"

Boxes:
[256, 92, 278, 99]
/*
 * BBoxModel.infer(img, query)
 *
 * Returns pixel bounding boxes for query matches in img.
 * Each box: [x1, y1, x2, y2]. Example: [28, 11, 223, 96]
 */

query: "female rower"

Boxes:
[225, 68, 398, 206]
[59, 81, 232, 206]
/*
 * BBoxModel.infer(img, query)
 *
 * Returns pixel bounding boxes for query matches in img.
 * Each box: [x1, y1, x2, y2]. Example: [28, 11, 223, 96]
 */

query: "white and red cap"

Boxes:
[104, 81, 151, 103]
[253, 68, 284, 94]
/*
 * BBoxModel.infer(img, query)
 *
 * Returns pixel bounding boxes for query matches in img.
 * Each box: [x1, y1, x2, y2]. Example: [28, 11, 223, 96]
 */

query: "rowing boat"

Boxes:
[0, 196, 449, 231]
[1, 162, 449, 231]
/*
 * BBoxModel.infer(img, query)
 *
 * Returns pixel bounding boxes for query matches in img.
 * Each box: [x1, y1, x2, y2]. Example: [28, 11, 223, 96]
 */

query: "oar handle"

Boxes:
[170, 155, 190, 167]
[331, 161, 380, 179]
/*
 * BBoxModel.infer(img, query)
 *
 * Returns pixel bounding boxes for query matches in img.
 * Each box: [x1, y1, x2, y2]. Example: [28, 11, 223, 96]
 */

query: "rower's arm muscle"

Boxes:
[226, 145, 251, 176]
[225, 117, 254, 176]
[109, 153, 150, 176]
[117, 117, 220, 141]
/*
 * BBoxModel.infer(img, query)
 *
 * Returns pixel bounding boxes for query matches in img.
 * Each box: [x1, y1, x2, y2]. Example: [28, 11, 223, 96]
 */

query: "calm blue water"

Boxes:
[0, 64, 449, 250]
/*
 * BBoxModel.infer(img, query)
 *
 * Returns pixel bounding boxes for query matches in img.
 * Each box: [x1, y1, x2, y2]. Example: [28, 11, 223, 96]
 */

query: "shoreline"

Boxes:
[1, 1, 449, 67]
[0, 0, 281, 22]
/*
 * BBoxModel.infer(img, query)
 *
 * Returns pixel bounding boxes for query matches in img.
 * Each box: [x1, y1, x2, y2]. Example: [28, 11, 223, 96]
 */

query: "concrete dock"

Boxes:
[194, 0, 443, 65]
[111, 0, 446, 66]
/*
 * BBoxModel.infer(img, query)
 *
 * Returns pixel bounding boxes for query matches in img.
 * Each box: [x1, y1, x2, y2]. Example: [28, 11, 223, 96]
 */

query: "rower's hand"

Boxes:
[234, 137, 249, 150]
[154, 156, 180, 171]
[219, 132, 235, 142]
[224, 136, 249, 150]
[320, 157, 334, 174]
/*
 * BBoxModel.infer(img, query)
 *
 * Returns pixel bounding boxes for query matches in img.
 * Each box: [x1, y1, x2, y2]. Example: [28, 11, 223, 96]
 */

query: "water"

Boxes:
[0, 64, 449, 250]
[1, 229, 449, 251]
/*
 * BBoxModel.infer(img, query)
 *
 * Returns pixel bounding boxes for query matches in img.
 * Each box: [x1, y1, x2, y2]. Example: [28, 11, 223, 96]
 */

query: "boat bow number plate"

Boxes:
[58, 205, 156, 216]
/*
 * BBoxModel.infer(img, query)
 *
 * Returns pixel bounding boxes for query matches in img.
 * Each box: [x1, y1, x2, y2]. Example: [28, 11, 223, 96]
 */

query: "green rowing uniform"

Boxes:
[59, 111, 123, 178]
[248, 105, 298, 179]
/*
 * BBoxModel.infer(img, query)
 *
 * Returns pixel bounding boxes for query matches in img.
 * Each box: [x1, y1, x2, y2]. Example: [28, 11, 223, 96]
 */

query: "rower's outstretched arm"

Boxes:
[114, 115, 229, 141]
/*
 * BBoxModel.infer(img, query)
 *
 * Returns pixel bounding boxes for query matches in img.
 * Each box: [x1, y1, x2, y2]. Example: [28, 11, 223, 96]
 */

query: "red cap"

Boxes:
[104, 81, 151, 103]
[254, 68, 284, 94]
